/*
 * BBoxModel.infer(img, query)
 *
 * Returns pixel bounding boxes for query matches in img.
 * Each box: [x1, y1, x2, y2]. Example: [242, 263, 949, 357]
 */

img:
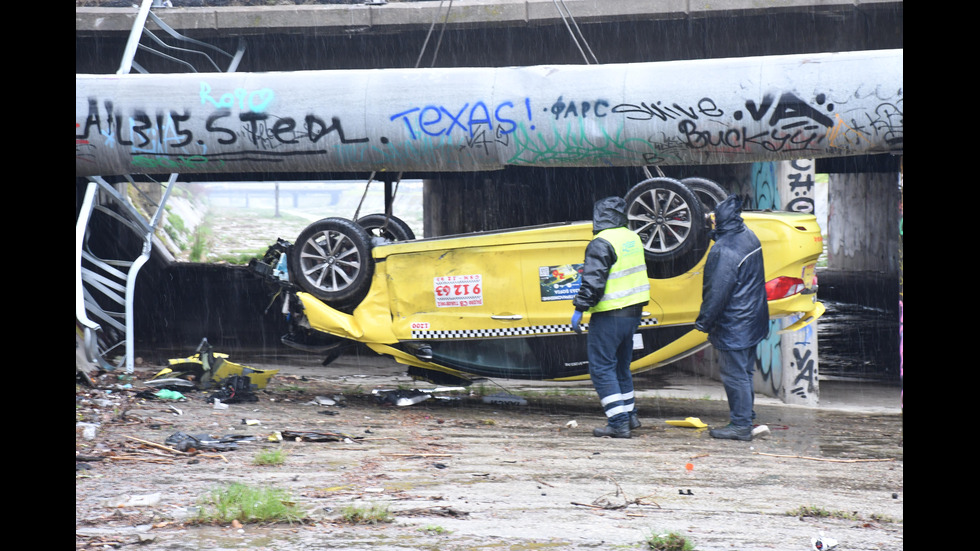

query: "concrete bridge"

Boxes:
[76, 0, 903, 406]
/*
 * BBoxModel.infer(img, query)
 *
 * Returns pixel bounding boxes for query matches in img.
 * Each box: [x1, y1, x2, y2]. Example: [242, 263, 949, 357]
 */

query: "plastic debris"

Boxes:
[373, 386, 466, 407]
[164, 431, 253, 452]
[812, 534, 839, 550]
[665, 417, 708, 428]
[107, 493, 161, 508]
[565, 420, 578, 428]
[155, 389, 186, 401]
[313, 396, 336, 406]
[752, 424, 771, 439]
[153, 338, 278, 390]
[77, 422, 99, 441]
[207, 375, 258, 404]
[281, 430, 357, 443]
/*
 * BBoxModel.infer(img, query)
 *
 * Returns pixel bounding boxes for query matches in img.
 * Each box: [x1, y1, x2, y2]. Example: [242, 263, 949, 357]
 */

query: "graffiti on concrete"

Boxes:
[76, 50, 903, 177]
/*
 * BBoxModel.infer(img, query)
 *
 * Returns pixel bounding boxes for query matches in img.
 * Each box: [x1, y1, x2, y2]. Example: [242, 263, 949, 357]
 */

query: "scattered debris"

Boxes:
[373, 386, 467, 406]
[397, 506, 469, 518]
[572, 477, 661, 510]
[752, 424, 771, 439]
[152, 338, 279, 390]
[281, 430, 358, 443]
[482, 392, 527, 406]
[163, 431, 252, 452]
[755, 452, 897, 463]
[812, 533, 839, 550]
[665, 417, 708, 428]
[207, 375, 259, 404]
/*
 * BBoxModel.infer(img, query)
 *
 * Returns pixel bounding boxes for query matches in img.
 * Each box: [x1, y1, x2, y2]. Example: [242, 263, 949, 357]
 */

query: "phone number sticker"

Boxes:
[434, 274, 483, 307]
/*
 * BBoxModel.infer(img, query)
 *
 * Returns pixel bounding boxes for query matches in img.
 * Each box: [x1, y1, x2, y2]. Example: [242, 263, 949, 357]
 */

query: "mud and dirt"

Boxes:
[76, 355, 903, 551]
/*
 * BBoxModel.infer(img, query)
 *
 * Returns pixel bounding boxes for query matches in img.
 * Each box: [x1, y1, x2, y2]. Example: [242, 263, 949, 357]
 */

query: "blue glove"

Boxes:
[571, 310, 583, 334]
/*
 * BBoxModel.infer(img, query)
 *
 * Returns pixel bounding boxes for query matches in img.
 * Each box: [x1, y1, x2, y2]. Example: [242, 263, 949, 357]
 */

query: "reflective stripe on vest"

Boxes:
[590, 227, 651, 313]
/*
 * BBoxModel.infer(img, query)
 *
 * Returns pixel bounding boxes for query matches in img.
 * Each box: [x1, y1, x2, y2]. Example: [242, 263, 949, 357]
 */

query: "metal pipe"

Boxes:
[76, 49, 903, 178]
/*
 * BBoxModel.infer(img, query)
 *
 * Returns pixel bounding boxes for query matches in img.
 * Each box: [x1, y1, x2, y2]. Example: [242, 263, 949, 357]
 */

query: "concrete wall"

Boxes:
[827, 173, 900, 274]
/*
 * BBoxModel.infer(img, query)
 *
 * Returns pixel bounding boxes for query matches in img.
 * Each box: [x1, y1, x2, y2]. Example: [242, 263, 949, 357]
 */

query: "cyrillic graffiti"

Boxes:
[548, 96, 610, 120]
[75, 54, 902, 176]
[784, 159, 816, 214]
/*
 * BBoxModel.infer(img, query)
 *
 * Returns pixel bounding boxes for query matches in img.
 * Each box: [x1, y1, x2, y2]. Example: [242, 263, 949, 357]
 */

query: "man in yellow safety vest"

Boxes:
[571, 197, 651, 438]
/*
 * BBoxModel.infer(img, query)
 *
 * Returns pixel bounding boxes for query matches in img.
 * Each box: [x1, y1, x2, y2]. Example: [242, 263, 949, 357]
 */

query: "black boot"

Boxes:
[629, 412, 641, 430]
[593, 423, 631, 438]
[708, 424, 752, 441]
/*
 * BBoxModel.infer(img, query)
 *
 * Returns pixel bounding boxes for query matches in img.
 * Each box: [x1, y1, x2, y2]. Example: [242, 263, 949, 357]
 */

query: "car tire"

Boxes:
[289, 217, 375, 308]
[681, 177, 728, 214]
[356, 213, 416, 242]
[624, 177, 705, 263]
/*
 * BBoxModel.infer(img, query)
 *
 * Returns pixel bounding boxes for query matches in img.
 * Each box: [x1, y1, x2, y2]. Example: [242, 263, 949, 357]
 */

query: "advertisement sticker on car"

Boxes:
[434, 274, 483, 307]
[539, 264, 583, 302]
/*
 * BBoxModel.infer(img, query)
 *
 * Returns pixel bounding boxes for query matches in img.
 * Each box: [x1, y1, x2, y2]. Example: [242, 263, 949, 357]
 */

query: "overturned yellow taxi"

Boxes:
[261, 177, 823, 385]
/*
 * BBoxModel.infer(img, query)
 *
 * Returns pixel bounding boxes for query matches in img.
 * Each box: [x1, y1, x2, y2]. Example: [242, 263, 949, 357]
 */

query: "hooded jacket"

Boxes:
[572, 197, 649, 314]
[694, 195, 769, 350]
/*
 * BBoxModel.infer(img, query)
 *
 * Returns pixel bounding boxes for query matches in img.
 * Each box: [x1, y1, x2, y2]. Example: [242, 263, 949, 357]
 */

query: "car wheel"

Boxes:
[355, 213, 416, 242]
[681, 177, 728, 214]
[289, 217, 375, 308]
[624, 177, 705, 262]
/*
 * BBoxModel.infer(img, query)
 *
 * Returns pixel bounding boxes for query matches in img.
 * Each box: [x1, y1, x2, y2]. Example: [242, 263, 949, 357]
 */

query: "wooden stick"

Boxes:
[381, 453, 453, 458]
[125, 435, 190, 455]
[755, 452, 896, 463]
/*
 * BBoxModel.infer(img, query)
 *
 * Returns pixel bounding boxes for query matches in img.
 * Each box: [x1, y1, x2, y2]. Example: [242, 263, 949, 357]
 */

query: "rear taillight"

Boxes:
[766, 276, 805, 300]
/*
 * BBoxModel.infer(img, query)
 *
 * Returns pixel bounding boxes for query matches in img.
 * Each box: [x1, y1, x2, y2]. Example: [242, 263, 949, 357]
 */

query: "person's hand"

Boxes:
[571, 310, 583, 334]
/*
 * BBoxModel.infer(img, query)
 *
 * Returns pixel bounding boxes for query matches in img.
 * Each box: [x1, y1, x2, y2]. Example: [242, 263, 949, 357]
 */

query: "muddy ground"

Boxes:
[76, 355, 903, 551]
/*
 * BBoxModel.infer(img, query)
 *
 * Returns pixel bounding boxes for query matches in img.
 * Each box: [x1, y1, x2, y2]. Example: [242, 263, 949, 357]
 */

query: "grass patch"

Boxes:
[253, 448, 287, 466]
[420, 524, 450, 535]
[788, 505, 899, 524]
[339, 503, 393, 525]
[788, 505, 858, 520]
[195, 483, 306, 525]
[645, 530, 696, 550]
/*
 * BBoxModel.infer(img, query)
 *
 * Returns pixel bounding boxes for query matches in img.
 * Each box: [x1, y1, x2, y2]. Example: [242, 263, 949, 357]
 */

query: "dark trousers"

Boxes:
[718, 347, 757, 427]
[587, 312, 641, 427]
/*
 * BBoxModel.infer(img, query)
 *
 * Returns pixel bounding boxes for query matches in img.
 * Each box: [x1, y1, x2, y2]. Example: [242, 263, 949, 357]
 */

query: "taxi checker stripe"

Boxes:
[411, 317, 659, 339]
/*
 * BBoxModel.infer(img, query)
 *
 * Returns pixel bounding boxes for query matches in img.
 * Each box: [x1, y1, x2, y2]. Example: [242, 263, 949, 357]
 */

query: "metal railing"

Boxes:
[76, 0, 245, 372]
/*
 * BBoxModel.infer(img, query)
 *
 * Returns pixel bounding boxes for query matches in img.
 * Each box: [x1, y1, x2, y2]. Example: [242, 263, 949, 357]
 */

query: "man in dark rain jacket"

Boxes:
[694, 194, 769, 441]
[571, 197, 651, 438]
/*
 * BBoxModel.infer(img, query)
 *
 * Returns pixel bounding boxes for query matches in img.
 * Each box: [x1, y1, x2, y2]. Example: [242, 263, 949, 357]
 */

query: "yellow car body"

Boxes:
[286, 210, 824, 384]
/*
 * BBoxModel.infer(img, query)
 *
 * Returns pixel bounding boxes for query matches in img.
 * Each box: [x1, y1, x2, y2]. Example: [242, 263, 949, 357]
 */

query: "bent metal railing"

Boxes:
[76, 0, 245, 372]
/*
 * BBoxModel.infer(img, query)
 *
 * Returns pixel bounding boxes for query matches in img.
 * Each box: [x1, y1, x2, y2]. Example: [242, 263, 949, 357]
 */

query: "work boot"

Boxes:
[593, 423, 631, 438]
[629, 412, 642, 430]
[709, 424, 752, 441]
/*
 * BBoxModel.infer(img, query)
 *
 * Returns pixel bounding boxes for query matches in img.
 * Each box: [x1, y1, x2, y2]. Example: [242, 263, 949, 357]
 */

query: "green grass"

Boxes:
[787, 505, 858, 520]
[253, 448, 287, 466]
[420, 524, 450, 535]
[339, 503, 393, 524]
[195, 483, 306, 525]
[645, 530, 696, 550]
[788, 505, 899, 524]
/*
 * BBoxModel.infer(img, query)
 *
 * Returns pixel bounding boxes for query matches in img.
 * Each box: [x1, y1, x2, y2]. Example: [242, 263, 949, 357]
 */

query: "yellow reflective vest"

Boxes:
[589, 227, 651, 313]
